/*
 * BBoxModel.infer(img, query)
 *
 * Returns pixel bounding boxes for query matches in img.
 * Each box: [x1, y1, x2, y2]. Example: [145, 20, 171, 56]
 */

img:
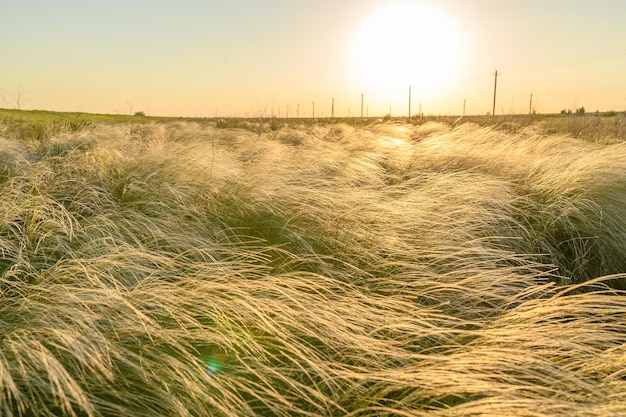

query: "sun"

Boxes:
[351, 2, 463, 98]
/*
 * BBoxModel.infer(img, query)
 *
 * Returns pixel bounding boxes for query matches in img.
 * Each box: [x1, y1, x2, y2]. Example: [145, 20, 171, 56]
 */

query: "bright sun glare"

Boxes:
[352, 2, 463, 97]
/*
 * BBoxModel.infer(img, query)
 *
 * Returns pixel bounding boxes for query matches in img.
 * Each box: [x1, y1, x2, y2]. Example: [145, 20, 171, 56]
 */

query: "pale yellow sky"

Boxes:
[2, 0, 626, 117]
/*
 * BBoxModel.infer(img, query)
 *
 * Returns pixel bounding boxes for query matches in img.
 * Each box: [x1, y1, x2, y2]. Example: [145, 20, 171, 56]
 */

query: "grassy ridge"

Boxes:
[0, 120, 625, 416]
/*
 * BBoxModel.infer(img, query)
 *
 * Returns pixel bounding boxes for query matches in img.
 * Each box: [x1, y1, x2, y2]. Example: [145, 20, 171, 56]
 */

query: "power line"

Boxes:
[501, 48, 626, 75]
[456, 48, 626, 85]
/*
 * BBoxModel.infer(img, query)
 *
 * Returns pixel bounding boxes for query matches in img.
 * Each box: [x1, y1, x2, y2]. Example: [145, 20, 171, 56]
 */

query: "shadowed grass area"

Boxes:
[0, 119, 625, 416]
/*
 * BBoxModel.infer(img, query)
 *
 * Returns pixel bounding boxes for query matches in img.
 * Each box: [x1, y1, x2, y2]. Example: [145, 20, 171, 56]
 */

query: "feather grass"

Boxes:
[0, 120, 625, 416]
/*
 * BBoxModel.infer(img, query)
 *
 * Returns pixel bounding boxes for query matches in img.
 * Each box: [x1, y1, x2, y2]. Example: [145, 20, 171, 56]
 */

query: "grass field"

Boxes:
[1, 112, 625, 416]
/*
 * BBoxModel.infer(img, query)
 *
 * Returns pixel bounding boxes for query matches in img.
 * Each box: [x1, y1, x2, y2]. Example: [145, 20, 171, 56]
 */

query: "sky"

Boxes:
[2, 0, 626, 117]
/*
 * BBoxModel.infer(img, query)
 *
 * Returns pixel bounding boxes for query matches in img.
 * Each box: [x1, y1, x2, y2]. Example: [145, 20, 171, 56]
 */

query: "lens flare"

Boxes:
[200, 345, 227, 378]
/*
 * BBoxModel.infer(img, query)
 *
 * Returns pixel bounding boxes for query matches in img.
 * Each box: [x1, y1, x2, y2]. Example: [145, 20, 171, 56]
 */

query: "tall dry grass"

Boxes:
[0, 119, 625, 416]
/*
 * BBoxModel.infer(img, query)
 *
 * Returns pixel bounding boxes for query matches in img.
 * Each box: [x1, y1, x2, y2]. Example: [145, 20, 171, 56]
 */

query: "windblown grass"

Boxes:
[1, 119, 625, 416]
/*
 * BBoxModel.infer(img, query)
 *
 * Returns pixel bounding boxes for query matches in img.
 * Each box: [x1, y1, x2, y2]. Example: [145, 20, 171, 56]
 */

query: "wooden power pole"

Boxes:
[408, 85, 412, 118]
[492, 70, 499, 117]
[361, 93, 364, 118]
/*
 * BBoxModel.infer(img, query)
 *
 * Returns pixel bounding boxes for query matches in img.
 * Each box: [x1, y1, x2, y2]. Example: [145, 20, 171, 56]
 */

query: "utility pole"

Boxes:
[463, 99, 466, 116]
[408, 85, 412, 117]
[492, 69, 499, 117]
[331, 97, 335, 118]
[361, 93, 364, 118]
[529, 94, 533, 115]
[312, 101, 315, 118]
